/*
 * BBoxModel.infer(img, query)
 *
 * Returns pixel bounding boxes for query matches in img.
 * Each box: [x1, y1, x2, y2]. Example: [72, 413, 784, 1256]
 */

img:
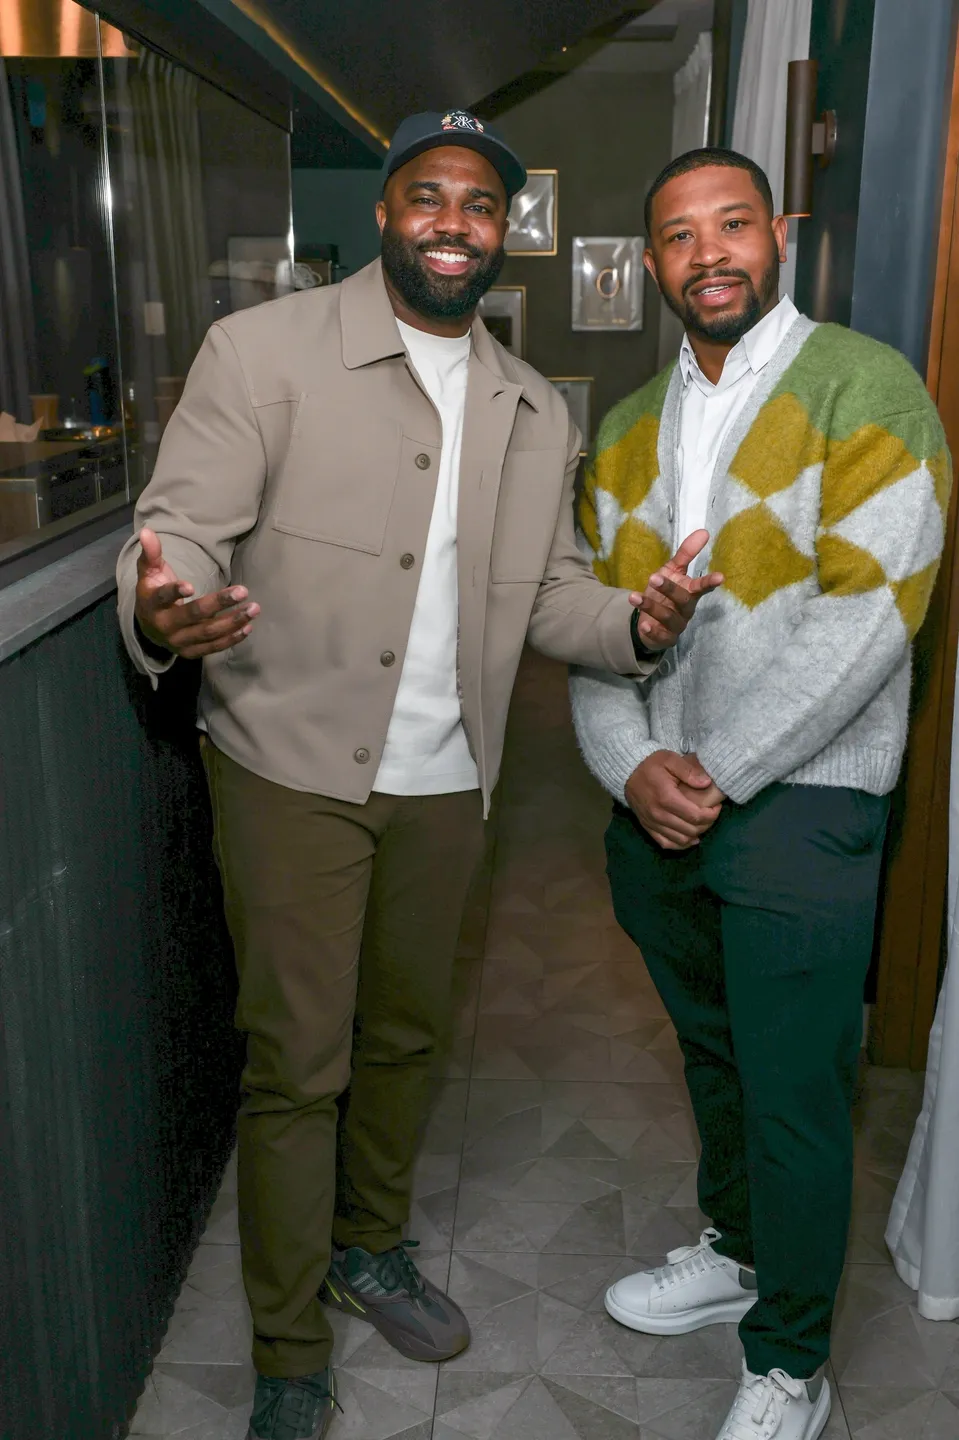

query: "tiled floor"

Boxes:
[132, 651, 959, 1440]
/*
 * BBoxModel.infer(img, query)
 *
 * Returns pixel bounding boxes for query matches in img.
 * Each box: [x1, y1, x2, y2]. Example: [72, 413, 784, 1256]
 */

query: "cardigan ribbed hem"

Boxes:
[699, 733, 901, 807]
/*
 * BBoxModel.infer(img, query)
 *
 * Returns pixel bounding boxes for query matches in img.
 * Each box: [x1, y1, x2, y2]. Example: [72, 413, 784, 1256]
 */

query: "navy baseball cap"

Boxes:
[383, 109, 527, 201]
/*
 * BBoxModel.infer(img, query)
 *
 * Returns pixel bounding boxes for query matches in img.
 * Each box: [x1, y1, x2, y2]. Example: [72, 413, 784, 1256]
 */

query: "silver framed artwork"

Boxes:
[548, 377, 593, 451]
[505, 169, 558, 255]
[571, 236, 645, 332]
[477, 286, 526, 358]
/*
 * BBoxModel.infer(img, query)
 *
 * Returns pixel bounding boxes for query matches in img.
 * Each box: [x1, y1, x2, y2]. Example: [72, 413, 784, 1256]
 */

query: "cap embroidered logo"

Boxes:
[441, 110, 484, 133]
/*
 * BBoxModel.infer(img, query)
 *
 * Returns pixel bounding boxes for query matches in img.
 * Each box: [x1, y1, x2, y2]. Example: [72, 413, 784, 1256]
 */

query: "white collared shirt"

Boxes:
[676, 295, 800, 549]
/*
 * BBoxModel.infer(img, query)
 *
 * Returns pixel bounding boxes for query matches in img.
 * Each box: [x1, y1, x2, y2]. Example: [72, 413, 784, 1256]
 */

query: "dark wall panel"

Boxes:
[0, 600, 241, 1440]
[795, 0, 957, 372]
[494, 66, 674, 429]
[793, 0, 876, 328]
[850, 0, 958, 369]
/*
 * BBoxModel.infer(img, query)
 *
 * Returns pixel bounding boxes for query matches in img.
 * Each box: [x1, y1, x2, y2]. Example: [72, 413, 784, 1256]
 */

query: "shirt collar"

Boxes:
[679, 294, 800, 391]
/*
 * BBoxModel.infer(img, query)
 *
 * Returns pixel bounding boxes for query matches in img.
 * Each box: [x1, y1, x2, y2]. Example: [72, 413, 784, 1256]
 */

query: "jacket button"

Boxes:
[415, 452, 431, 470]
[354, 747, 370, 764]
[667, 504, 674, 523]
[380, 650, 395, 667]
[400, 553, 415, 569]
[680, 737, 691, 755]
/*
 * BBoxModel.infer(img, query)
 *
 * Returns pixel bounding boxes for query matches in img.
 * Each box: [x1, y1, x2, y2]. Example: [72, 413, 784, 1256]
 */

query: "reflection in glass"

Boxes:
[104, 43, 292, 491]
[0, 0, 127, 545]
[0, 0, 292, 557]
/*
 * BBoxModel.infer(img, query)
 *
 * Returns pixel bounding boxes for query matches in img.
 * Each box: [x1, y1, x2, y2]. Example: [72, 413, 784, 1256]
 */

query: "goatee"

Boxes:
[664, 257, 780, 345]
[381, 225, 506, 321]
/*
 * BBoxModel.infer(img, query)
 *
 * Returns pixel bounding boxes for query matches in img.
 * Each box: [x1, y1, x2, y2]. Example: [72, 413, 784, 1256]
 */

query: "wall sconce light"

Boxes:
[784, 59, 838, 217]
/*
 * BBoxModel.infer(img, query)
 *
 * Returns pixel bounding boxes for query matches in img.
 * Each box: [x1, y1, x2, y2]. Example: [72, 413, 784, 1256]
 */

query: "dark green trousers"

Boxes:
[605, 783, 889, 1378]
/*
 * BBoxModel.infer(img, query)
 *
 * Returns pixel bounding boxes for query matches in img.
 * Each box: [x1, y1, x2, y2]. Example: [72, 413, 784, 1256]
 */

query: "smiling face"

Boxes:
[644, 164, 789, 346]
[376, 145, 509, 330]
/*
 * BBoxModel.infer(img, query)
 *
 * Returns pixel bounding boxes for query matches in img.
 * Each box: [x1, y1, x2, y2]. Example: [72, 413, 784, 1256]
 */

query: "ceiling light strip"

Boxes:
[227, 0, 388, 148]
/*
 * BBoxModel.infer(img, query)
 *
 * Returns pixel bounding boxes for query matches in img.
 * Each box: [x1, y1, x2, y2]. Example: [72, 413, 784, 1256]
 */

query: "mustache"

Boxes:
[415, 238, 484, 261]
[682, 267, 752, 297]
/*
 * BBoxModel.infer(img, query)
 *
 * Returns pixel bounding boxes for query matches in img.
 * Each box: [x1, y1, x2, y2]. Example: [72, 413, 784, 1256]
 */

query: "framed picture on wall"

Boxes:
[505, 169, 558, 255]
[477, 286, 526, 357]
[571, 236, 645, 332]
[548, 377, 593, 451]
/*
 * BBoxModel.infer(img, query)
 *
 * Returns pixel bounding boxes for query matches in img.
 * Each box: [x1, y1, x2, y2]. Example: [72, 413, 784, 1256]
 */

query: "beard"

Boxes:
[663, 256, 780, 345]
[381, 224, 506, 320]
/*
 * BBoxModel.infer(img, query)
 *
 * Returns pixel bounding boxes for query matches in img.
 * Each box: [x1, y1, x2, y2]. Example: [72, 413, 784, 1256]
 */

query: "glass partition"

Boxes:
[0, 0, 292, 566]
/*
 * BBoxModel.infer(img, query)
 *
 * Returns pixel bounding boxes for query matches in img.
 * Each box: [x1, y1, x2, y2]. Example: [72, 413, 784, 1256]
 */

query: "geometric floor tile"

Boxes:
[129, 650, 939, 1440]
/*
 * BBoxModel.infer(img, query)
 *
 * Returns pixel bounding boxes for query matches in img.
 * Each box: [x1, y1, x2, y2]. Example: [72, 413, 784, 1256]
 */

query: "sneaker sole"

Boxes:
[605, 1289, 757, 1335]
[805, 1378, 832, 1440]
[246, 1418, 331, 1440]
[321, 1278, 470, 1363]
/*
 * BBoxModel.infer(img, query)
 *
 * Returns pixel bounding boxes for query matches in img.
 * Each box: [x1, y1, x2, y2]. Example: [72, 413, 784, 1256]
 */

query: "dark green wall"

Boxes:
[292, 168, 383, 275]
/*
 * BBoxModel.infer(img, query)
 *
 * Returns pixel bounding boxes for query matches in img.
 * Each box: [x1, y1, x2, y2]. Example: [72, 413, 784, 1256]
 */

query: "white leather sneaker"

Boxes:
[716, 1362, 831, 1440]
[605, 1228, 758, 1334]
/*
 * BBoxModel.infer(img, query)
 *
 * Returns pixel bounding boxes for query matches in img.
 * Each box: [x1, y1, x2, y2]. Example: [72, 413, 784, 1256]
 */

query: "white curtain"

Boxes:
[885, 670, 959, 1320]
[658, 32, 714, 367]
[731, 0, 813, 302]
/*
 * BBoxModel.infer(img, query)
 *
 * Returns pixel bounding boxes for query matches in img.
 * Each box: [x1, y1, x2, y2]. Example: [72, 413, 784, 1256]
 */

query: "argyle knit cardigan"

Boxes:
[569, 316, 952, 806]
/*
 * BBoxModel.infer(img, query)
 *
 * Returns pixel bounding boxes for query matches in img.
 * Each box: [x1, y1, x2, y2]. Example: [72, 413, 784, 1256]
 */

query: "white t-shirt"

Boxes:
[373, 320, 479, 796]
[677, 295, 800, 546]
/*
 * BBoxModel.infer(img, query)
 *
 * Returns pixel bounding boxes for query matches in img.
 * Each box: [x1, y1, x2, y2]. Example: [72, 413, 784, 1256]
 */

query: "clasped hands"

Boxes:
[623, 529, 725, 851]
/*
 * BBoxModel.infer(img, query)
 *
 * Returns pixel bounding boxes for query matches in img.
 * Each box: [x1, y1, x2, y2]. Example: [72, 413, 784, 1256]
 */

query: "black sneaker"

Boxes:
[320, 1240, 470, 1361]
[247, 1366, 338, 1440]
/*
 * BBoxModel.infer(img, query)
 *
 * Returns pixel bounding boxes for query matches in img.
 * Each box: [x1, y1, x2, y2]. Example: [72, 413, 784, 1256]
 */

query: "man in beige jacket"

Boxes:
[117, 109, 720, 1440]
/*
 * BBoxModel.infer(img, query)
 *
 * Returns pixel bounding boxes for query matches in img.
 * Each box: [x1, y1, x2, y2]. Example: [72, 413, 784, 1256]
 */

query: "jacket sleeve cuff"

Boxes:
[697, 732, 776, 806]
[116, 578, 176, 688]
[600, 591, 659, 677]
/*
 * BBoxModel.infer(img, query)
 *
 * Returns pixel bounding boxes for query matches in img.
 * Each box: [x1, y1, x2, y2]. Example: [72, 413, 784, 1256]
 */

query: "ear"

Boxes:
[375, 199, 387, 236]
[772, 213, 789, 263]
[643, 247, 662, 295]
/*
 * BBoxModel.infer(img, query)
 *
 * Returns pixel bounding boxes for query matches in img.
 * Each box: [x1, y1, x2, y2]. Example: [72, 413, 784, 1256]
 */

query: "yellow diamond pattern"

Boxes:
[816, 533, 888, 597]
[730, 393, 827, 500]
[821, 425, 921, 528]
[711, 504, 815, 610]
[607, 515, 671, 592]
[593, 413, 661, 514]
[892, 561, 941, 638]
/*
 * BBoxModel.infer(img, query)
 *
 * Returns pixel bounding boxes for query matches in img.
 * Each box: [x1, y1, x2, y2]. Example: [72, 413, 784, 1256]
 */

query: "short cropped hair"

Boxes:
[644, 148, 775, 238]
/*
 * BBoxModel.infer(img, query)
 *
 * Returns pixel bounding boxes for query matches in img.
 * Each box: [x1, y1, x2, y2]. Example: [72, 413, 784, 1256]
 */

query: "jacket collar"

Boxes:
[339, 259, 538, 412]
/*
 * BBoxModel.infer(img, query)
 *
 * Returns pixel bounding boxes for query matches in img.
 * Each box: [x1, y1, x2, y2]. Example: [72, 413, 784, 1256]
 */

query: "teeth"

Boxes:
[425, 250, 470, 263]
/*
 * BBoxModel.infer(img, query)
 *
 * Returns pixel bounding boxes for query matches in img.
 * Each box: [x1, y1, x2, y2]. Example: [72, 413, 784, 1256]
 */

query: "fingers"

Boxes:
[171, 598, 259, 653]
[650, 830, 699, 851]
[647, 571, 724, 618]
[178, 622, 255, 660]
[137, 527, 164, 574]
[174, 586, 251, 625]
[667, 529, 710, 575]
[145, 579, 196, 610]
[665, 754, 713, 789]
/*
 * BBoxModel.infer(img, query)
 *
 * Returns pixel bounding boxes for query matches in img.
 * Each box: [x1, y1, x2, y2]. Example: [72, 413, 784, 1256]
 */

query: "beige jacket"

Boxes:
[116, 260, 648, 812]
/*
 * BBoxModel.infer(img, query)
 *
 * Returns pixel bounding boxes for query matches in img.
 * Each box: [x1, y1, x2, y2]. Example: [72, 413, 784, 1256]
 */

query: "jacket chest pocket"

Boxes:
[490, 448, 566, 583]
[271, 395, 403, 554]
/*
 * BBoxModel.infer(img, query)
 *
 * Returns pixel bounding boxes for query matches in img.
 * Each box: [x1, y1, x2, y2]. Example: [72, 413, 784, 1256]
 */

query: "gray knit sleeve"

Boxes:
[568, 666, 661, 804]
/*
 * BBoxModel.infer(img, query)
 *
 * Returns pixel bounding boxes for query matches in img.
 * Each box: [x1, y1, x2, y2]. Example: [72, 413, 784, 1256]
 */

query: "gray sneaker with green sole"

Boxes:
[320, 1240, 470, 1362]
[246, 1366, 338, 1440]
